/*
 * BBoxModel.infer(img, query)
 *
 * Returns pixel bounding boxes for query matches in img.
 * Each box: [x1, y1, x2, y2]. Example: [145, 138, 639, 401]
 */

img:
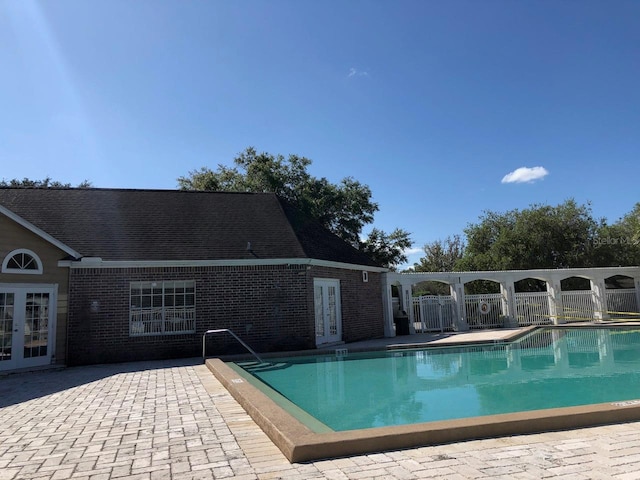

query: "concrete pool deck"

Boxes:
[317, 322, 640, 352]
[2, 326, 640, 478]
[320, 327, 533, 351]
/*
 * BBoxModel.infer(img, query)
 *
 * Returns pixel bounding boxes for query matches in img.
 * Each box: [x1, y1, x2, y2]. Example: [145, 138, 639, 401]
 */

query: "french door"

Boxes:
[314, 279, 342, 346]
[0, 285, 56, 371]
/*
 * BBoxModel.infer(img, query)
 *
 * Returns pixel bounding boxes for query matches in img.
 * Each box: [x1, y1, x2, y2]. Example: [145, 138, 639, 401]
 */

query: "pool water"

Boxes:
[236, 328, 640, 431]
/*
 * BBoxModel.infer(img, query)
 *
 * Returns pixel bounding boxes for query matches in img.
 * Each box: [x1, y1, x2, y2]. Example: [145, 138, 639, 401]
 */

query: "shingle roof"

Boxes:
[0, 188, 380, 267]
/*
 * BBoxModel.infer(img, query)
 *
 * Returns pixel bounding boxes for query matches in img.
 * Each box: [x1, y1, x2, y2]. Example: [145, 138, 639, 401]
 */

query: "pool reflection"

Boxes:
[240, 328, 640, 431]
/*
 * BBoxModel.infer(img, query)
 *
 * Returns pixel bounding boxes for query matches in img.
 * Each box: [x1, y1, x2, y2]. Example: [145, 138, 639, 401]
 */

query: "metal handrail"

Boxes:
[202, 328, 264, 364]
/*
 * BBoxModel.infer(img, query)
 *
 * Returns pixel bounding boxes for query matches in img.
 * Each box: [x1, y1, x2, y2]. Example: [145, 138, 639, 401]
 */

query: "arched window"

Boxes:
[1, 249, 43, 275]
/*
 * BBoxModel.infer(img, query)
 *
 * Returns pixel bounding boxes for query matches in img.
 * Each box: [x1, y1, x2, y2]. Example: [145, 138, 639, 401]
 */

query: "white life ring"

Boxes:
[479, 301, 491, 315]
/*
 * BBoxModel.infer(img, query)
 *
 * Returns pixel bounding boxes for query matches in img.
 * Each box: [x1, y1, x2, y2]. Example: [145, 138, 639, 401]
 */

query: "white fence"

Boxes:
[405, 286, 639, 334]
[412, 295, 455, 333]
[605, 289, 639, 319]
[514, 292, 552, 326]
[561, 290, 595, 321]
[465, 293, 505, 329]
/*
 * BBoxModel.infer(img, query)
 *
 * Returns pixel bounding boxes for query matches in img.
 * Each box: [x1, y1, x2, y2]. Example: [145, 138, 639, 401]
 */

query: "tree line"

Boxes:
[413, 199, 640, 274]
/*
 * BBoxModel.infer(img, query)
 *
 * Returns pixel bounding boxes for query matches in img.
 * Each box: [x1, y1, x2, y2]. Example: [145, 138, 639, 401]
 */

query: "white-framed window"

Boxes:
[1, 249, 43, 275]
[129, 281, 196, 336]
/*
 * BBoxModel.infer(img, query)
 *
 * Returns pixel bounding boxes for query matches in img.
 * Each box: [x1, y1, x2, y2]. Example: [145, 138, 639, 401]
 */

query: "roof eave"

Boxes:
[0, 205, 83, 260]
[59, 257, 388, 272]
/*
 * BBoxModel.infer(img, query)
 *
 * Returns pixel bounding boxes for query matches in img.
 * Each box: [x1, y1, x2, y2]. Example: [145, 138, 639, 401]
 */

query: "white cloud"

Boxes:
[347, 67, 369, 78]
[501, 166, 549, 184]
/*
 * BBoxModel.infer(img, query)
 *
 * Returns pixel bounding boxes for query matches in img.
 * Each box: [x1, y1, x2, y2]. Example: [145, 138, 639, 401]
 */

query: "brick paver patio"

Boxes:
[2, 358, 640, 479]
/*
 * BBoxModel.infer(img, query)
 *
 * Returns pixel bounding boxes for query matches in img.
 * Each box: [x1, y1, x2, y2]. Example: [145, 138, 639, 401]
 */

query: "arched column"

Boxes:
[450, 281, 469, 331]
[499, 278, 516, 327]
[590, 276, 609, 321]
[398, 281, 416, 334]
[546, 278, 564, 325]
[381, 275, 395, 337]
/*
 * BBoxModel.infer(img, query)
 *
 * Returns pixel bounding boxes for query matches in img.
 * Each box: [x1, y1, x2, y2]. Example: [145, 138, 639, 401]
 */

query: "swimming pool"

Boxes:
[237, 327, 640, 431]
[207, 326, 640, 462]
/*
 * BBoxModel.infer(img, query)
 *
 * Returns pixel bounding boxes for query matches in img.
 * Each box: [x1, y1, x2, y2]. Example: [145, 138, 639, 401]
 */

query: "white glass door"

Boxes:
[0, 286, 55, 371]
[0, 292, 16, 369]
[314, 279, 342, 346]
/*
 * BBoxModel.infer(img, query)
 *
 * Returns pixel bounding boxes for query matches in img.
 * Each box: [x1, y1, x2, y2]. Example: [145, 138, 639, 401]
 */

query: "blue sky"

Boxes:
[2, 1, 639, 269]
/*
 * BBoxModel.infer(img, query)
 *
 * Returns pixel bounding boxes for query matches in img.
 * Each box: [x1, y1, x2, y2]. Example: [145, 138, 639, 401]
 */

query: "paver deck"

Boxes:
[5, 327, 640, 478]
[2, 354, 640, 479]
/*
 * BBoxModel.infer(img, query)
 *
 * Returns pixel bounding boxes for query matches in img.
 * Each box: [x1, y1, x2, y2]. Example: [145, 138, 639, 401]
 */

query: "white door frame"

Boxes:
[314, 278, 342, 346]
[0, 284, 57, 371]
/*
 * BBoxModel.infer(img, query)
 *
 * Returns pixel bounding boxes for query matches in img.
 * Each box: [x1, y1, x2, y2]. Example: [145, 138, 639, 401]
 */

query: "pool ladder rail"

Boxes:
[202, 328, 264, 364]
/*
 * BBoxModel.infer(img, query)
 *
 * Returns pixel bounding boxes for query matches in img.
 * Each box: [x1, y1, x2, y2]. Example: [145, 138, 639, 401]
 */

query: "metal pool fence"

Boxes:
[514, 292, 552, 326]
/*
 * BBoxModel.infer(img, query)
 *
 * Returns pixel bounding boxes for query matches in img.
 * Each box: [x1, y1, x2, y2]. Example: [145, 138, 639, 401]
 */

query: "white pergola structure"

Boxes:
[381, 266, 640, 337]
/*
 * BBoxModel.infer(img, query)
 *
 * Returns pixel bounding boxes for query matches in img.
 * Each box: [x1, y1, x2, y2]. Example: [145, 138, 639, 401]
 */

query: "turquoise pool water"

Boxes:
[236, 328, 640, 431]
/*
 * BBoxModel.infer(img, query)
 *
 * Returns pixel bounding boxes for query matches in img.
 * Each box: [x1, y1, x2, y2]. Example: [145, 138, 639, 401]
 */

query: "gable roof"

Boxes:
[0, 188, 380, 267]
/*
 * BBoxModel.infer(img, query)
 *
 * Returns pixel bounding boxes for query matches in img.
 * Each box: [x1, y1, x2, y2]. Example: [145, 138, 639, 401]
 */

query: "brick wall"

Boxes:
[308, 267, 384, 343]
[67, 264, 384, 365]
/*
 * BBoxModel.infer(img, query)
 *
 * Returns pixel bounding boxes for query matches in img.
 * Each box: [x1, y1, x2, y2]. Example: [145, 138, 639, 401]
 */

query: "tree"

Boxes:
[0, 177, 92, 188]
[413, 235, 465, 272]
[359, 228, 412, 271]
[630, 203, 640, 241]
[178, 147, 412, 268]
[595, 203, 640, 266]
[457, 199, 602, 271]
[406, 236, 464, 295]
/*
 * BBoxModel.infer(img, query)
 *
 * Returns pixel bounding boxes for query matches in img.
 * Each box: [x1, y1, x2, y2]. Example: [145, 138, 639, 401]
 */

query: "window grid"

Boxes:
[130, 281, 195, 336]
[23, 293, 49, 359]
[1, 249, 43, 275]
[0, 293, 14, 362]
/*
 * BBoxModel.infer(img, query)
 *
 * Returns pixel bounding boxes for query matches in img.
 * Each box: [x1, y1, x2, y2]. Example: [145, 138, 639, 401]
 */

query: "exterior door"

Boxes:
[0, 286, 56, 371]
[314, 279, 342, 346]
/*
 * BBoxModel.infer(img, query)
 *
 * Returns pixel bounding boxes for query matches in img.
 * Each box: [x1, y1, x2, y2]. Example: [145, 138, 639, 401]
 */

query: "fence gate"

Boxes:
[514, 292, 552, 326]
[412, 295, 455, 333]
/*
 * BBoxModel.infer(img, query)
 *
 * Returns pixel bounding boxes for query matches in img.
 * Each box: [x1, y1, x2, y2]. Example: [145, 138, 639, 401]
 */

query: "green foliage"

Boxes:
[630, 203, 640, 241]
[412, 281, 450, 296]
[178, 147, 412, 267]
[457, 199, 603, 270]
[413, 235, 465, 272]
[178, 147, 377, 246]
[464, 279, 500, 295]
[594, 203, 640, 266]
[414, 199, 639, 274]
[514, 278, 547, 292]
[0, 177, 93, 188]
[359, 228, 412, 271]
[560, 277, 591, 291]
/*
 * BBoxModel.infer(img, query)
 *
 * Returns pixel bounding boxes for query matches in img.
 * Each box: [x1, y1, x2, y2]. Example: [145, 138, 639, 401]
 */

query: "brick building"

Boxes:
[0, 188, 386, 371]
